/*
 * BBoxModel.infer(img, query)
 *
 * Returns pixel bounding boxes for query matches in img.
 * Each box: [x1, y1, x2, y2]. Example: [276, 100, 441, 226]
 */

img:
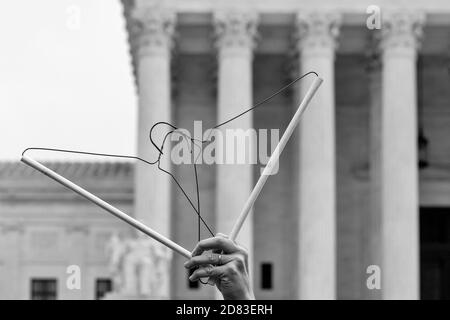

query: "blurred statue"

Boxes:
[146, 241, 173, 297]
[105, 233, 127, 292]
[106, 234, 173, 298]
[121, 239, 140, 295]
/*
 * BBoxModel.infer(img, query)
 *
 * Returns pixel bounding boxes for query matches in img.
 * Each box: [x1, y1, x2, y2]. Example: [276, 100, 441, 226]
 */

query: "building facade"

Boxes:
[1, 0, 450, 299]
[0, 162, 133, 299]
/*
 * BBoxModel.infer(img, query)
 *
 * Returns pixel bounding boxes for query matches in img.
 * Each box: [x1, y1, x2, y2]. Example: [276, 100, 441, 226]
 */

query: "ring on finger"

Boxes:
[218, 254, 222, 266]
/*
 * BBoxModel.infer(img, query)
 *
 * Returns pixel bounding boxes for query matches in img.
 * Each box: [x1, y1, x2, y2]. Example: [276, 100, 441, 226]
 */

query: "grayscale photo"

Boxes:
[1, 0, 450, 306]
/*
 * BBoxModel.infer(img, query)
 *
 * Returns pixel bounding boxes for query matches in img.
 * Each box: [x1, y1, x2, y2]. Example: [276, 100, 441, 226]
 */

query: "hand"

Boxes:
[184, 233, 255, 300]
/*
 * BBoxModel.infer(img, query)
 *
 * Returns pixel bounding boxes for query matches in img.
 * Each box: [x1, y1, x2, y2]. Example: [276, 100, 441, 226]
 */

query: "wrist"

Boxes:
[223, 289, 255, 300]
[244, 291, 255, 300]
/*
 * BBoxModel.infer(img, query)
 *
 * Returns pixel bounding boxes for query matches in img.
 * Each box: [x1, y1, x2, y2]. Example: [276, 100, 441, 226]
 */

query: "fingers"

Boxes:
[215, 233, 249, 256]
[191, 236, 239, 257]
[189, 265, 226, 282]
[184, 252, 231, 269]
[212, 234, 229, 254]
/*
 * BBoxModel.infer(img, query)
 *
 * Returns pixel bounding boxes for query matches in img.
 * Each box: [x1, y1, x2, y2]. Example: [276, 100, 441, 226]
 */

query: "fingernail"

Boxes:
[184, 261, 190, 268]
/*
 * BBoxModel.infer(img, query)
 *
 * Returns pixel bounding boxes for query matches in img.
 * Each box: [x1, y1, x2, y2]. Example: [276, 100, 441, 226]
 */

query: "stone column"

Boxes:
[295, 11, 340, 300]
[130, 6, 176, 299]
[364, 41, 383, 299]
[0, 223, 23, 299]
[213, 10, 258, 274]
[65, 225, 89, 299]
[379, 11, 424, 300]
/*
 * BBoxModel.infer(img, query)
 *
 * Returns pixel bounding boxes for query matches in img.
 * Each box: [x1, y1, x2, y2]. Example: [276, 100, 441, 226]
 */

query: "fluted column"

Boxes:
[295, 11, 340, 300]
[365, 43, 382, 299]
[214, 10, 258, 276]
[379, 11, 424, 300]
[131, 6, 175, 236]
[130, 6, 175, 299]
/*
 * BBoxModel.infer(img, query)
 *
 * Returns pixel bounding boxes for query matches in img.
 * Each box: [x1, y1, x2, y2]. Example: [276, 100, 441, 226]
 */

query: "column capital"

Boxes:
[294, 11, 341, 57]
[129, 5, 176, 58]
[380, 10, 425, 56]
[213, 10, 259, 56]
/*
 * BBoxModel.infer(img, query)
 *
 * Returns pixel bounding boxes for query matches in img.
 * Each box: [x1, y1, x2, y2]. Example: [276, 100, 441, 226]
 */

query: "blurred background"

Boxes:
[1, 0, 450, 300]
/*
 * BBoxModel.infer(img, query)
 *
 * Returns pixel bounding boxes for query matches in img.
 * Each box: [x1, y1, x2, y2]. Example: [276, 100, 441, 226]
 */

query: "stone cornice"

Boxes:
[214, 10, 259, 54]
[0, 161, 134, 202]
[0, 161, 133, 179]
[0, 222, 25, 234]
[65, 224, 90, 235]
[123, 0, 450, 16]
